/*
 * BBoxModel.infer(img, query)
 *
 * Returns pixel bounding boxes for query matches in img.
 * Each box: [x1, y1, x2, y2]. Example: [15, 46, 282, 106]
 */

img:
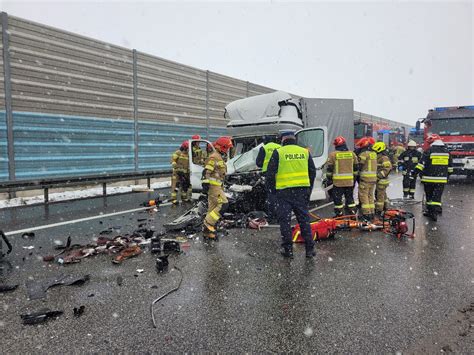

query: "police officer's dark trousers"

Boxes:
[264, 174, 278, 221]
[424, 183, 445, 214]
[276, 187, 314, 252]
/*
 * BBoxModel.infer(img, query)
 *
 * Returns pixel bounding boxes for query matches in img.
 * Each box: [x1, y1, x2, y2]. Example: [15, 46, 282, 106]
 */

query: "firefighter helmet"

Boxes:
[372, 141, 386, 153]
[191, 134, 201, 140]
[180, 140, 189, 150]
[407, 140, 417, 148]
[333, 136, 346, 147]
[214, 136, 233, 153]
[357, 137, 370, 149]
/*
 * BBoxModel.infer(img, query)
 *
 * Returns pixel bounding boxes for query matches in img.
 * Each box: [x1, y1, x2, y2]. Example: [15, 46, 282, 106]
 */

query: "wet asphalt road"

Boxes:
[0, 174, 473, 353]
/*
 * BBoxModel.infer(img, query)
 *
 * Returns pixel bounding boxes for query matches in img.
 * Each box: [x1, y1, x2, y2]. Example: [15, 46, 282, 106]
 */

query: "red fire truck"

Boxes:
[354, 120, 407, 148]
[418, 106, 474, 177]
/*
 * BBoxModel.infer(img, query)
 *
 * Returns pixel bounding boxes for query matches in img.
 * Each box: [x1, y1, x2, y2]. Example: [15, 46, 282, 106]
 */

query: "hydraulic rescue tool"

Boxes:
[292, 209, 415, 242]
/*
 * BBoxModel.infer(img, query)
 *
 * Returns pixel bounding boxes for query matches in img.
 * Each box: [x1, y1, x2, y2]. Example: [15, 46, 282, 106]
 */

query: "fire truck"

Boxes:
[418, 106, 474, 177]
[354, 118, 407, 148]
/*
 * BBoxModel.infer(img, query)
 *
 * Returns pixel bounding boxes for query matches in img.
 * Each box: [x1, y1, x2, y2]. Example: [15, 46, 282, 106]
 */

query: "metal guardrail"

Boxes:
[0, 170, 170, 203]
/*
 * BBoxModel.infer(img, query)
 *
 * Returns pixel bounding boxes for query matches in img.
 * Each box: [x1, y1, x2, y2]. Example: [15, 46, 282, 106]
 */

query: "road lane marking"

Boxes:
[4, 202, 173, 236]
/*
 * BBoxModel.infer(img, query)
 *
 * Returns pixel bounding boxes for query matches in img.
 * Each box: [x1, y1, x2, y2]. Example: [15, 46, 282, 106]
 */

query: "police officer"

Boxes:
[256, 136, 281, 222]
[325, 136, 359, 216]
[415, 139, 453, 221]
[357, 137, 378, 222]
[202, 136, 233, 240]
[372, 142, 392, 218]
[398, 140, 422, 199]
[266, 131, 316, 258]
[170, 141, 191, 204]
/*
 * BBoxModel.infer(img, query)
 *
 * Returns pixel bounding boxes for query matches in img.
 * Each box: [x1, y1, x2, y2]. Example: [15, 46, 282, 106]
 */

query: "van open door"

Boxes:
[295, 127, 328, 201]
[188, 139, 215, 192]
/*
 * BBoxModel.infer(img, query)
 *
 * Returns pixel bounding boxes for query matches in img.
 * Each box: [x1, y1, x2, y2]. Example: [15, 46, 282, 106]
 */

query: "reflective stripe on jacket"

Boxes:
[398, 149, 422, 173]
[358, 150, 377, 182]
[377, 154, 392, 183]
[275, 145, 310, 190]
[415, 146, 452, 184]
[262, 142, 281, 172]
[326, 150, 359, 187]
[203, 151, 227, 186]
[171, 149, 189, 172]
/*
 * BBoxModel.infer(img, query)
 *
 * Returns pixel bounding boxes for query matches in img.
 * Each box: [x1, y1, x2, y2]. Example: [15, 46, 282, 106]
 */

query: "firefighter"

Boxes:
[265, 131, 316, 258]
[415, 139, 452, 221]
[372, 142, 392, 217]
[256, 136, 281, 222]
[398, 140, 422, 199]
[325, 136, 359, 216]
[392, 143, 406, 168]
[170, 141, 191, 204]
[202, 136, 233, 240]
[357, 137, 378, 222]
[191, 134, 205, 165]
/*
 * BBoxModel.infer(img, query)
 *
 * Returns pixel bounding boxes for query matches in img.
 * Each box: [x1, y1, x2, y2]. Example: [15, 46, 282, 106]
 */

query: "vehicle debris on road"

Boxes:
[26, 274, 90, 300]
[21, 308, 63, 325]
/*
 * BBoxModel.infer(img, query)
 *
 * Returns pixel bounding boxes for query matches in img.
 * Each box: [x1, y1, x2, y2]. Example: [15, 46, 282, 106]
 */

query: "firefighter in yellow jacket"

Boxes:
[202, 136, 233, 240]
[373, 141, 392, 217]
[325, 136, 359, 216]
[191, 134, 205, 165]
[357, 137, 378, 222]
[170, 141, 191, 204]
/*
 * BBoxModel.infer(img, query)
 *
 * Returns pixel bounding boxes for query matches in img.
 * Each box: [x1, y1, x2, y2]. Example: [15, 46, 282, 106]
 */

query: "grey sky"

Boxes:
[2, 0, 473, 125]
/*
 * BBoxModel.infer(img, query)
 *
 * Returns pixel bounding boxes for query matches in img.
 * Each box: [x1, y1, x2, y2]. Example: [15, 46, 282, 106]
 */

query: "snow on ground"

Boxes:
[0, 181, 170, 209]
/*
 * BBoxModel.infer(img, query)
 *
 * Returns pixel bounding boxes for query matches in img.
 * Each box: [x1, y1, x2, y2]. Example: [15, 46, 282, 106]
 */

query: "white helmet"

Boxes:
[407, 140, 417, 147]
[431, 140, 445, 146]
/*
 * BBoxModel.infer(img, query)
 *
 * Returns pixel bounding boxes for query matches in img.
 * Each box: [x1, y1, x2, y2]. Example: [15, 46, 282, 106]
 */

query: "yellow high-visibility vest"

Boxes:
[275, 145, 310, 190]
[262, 142, 282, 172]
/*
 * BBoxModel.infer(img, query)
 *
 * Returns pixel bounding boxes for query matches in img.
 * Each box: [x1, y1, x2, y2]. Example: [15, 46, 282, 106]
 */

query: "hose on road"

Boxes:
[150, 264, 184, 328]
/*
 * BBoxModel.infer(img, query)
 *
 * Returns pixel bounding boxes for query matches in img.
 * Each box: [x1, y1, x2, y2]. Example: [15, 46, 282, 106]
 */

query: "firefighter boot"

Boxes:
[203, 222, 217, 241]
[185, 188, 193, 202]
[373, 211, 383, 224]
[171, 190, 178, 205]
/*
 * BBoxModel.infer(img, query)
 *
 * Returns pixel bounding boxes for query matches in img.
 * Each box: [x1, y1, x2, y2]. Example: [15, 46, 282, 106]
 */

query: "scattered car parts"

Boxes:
[26, 274, 90, 300]
[21, 309, 63, 325]
[0, 230, 13, 258]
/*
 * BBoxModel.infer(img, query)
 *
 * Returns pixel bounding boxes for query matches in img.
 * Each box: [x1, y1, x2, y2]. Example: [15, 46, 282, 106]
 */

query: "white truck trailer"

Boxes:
[185, 91, 354, 202]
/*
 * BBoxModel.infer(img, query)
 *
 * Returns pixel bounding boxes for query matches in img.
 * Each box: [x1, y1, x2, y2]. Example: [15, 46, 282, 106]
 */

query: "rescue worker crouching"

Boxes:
[357, 137, 378, 222]
[256, 136, 281, 223]
[325, 136, 359, 217]
[202, 136, 233, 240]
[398, 140, 422, 199]
[373, 142, 392, 218]
[414, 136, 452, 222]
[265, 131, 316, 258]
[170, 141, 191, 204]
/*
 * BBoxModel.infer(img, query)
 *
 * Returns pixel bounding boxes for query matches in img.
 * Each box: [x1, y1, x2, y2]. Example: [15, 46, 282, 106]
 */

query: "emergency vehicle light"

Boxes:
[435, 106, 474, 111]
